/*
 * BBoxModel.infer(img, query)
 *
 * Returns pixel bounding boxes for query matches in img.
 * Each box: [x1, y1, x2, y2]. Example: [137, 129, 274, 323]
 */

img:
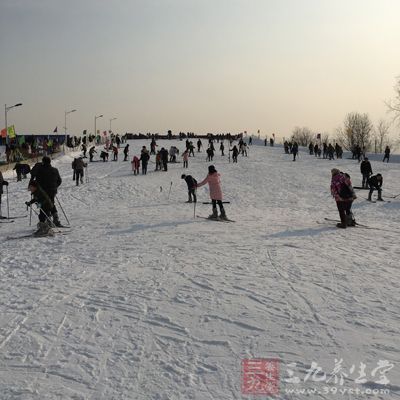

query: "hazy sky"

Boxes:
[1, 0, 399, 138]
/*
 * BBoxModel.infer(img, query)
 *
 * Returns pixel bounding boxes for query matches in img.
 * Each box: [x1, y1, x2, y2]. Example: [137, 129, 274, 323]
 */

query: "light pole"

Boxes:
[64, 110, 76, 145]
[109, 117, 117, 133]
[94, 114, 103, 139]
[4, 103, 22, 145]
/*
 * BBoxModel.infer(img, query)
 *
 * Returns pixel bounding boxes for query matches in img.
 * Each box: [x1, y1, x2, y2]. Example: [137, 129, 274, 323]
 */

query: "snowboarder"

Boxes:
[360, 158, 372, 188]
[181, 174, 197, 203]
[196, 165, 227, 220]
[330, 168, 357, 228]
[367, 174, 383, 201]
[29, 156, 62, 227]
[26, 181, 54, 236]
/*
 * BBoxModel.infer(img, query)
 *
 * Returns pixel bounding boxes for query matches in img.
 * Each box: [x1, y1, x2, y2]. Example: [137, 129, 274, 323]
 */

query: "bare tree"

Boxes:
[336, 112, 373, 151]
[373, 119, 391, 153]
[291, 126, 314, 146]
[386, 76, 400, 125]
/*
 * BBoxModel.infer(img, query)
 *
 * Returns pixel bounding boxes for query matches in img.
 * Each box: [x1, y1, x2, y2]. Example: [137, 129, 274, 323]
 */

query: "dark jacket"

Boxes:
[30, 163, 62, 195]
[367, 175, 383, 189]
[184, 175, 197, 190]
[360, 160, 372, 175]
[28, 186, 53, 212]
[140, 151, 150, 164]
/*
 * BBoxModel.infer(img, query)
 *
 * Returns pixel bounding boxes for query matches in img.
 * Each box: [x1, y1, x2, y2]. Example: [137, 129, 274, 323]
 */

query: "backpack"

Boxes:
[339, 182, 353, 199]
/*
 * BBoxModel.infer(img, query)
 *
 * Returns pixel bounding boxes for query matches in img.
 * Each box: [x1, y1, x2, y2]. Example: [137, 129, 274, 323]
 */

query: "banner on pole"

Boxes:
[7, 125, 16, 138]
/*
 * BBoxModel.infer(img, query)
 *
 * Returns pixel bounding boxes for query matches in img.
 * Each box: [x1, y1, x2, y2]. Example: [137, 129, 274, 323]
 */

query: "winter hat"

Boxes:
[181, 174, 186, 179]
[331, 168, 340, 176]
[208, 165, 217, 174]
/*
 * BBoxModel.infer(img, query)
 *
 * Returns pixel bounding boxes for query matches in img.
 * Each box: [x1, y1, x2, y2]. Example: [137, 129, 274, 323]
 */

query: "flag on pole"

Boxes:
[7, 125, 16, 138]
[18, 135, 25, 145]
[53, 126, 58, 133]
[1, 128, 6, 138]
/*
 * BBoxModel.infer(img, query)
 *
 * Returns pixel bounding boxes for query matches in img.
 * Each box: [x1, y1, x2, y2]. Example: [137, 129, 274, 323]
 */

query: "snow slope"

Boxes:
[0, 140, 399, 399]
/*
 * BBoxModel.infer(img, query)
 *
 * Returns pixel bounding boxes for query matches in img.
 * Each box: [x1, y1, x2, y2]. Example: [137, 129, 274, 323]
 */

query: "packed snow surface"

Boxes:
[0, 140, 399, 399]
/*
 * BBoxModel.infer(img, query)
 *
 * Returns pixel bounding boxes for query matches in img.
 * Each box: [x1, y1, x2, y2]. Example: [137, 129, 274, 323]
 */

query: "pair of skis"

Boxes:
[196, 215, 235, 223]
[5, 225, 71, 241]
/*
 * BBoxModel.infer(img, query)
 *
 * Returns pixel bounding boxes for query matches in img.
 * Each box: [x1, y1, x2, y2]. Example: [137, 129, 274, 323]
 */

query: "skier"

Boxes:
[89, 146, 97, 162]
[292, 142, 299, 161]
[367, 174, 383, 201]
[181, 174, 197, 203]
[160, 147, 169, 171]
[73, 157, 87, 186]
[132, 156, 140, 175]
[81, 143, 87, 158]
[13, 163, 31, 181]
[231, 145, 239, 163]
[206, 147, 214, 162]
[30, 156, 63, 226]
[123, 144, 129, 161]
[189, 142, 195, 157]
[220, 142, 225, 156]
[360, 157, 372, 188]
[330, 168, 357, 228]
[383, 146, 390, 163]
[112, 146, 118, 161]
[182, 149, 189, 168]
[26, 181, 54, 236]
[196, 165, 228, 220]
[197, 139, 202, 152]
[100, 150, 109, 162]
[155, 151, 162, 171]
[140, 146, 150, 175]
[0, 171, 9, 217]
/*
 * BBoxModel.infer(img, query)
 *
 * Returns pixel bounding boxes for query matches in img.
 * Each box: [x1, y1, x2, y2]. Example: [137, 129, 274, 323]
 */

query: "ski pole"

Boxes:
[55, 195, 70, 226]
[29, 194, 32, 226]
[6, 185, 9, 219]
[28, 204, 55, 227]
[193, 189, 197, 219]
[167, 181, 173, 200]
[85, 165, 89, 183]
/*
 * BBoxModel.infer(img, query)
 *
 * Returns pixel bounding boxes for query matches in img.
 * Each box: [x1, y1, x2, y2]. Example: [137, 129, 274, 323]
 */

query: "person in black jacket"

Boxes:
[29, 156, 62, 226]
[360, 158, 373, 188]
[140, 147, 150, 175]
[383, 146, 390, 163]
[181, 174, 197, 203]
[367, 173, 383, 201]
[160, 148, 169, 171]
[292, 142, 299, 161]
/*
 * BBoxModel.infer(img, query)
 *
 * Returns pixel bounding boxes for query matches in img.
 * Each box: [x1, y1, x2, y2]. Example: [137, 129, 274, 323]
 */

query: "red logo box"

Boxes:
[242, 358, 280, 395]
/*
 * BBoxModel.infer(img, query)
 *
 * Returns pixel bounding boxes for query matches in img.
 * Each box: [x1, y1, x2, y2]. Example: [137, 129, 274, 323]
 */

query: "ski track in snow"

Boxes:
[1, 140, 399, 399]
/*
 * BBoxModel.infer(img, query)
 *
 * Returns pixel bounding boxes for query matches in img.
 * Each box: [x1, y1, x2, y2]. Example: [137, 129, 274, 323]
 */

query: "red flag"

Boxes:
[1, 128, 6, 138]
[53, 126, 58, 133]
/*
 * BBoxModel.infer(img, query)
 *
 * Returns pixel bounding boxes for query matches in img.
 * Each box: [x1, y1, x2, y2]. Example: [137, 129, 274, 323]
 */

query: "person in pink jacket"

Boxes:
[131, 156, 140, 175]
[196, 165, 228, 220]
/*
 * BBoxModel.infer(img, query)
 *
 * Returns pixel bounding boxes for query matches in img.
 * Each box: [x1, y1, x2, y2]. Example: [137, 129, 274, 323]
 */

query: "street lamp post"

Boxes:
[109, 117, 117, 133]
[4, 103, 22, 145]
[94, 114, 103, 140]
[64, 110, 76, 149]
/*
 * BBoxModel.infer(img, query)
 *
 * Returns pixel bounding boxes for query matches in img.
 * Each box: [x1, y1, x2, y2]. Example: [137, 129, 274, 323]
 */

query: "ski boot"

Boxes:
[208, 208, 218, 220]
[52, 212, 62, 227]
[219, 209, 228, 221]
[34, 221, 54, 237]
[346, 214, 356, 227]
[336, 223, 347, 229]
[377, 194, 384, 201]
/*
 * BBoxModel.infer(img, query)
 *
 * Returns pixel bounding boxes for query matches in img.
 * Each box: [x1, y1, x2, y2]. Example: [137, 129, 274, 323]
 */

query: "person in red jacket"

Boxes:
[196, 165, 227, 220]
[330, 168, 357, 228]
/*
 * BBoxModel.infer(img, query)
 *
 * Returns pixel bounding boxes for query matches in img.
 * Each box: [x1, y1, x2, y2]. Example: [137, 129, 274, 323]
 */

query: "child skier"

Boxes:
[26, 181, 54, 236]
[132, 156, 140, 175]
[182, 149, 189, 168]
[196, 165, 227, 220]
[181, 174, 197, 203]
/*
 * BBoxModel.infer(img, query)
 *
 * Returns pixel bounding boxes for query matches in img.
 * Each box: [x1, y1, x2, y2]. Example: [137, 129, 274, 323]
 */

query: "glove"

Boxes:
[2, 181, 8, 186]
[25, 201, 30, 206]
